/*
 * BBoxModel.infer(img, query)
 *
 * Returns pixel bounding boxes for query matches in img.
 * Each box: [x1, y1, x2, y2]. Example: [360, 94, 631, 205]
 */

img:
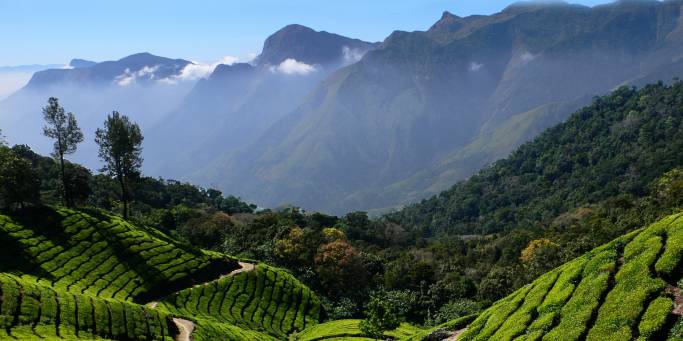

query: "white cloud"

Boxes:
[342, 46, 366, 64]
[114, 65, 161, 86]
[521, 52, 538, 63]
[245, 52, 258, 64]
[469, 62, 484, 72]
[158, 56, 239, 84]
[60, 64, 74, 70]
[270, 58, 317, 75]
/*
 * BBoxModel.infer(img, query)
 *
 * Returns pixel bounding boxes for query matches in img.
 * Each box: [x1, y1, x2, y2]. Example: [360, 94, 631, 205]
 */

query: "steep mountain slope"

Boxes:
[453, 212, 683, 340]
[197, 0, 683, 214]
[390, 80, 683, 237]
[0, 207, 321, 340]
[145, 25, 377, 177]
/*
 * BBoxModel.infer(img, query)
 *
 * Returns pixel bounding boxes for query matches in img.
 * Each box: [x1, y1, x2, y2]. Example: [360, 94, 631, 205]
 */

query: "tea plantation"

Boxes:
[0, 207, 321, 340]
[455, 212, 683, 341]
[157, 263, 321, 337]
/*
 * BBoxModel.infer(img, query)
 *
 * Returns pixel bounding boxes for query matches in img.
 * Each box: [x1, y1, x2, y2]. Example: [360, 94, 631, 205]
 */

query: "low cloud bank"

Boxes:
[270, 58, 317, 75]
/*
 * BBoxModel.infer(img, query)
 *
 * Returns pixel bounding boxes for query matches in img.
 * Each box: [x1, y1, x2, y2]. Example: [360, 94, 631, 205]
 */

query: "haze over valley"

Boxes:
[3, 2, 683, 340]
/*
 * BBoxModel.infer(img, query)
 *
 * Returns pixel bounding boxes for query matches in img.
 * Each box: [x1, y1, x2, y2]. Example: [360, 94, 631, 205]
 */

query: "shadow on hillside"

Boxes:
[0, 206, 61, 279]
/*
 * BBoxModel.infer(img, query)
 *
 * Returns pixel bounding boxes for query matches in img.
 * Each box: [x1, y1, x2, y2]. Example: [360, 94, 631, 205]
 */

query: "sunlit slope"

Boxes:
[158, 263, 321, 338]
[0, 207, 239, 303]
[458, 212, 683, 340]
[0, 273, 173, 340]
[0, 207, 320, 340]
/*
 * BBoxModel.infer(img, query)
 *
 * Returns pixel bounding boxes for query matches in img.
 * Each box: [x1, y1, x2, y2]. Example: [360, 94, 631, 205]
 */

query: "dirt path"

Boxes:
[668, 285, 683, 315]
[194, 261, 255, 287]
[445, 327, 467, 340]
[146, 261, 255, 340]
[172, 318, 195, 341]
[224, 261, 255, 277]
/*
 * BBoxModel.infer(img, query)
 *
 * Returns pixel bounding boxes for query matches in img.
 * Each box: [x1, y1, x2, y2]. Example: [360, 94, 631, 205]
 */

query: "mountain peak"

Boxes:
[440, 10, 460, 21]
[69, 58, 96, 68]
[428, 10, 464, 33]
[255, 24, 377, 67]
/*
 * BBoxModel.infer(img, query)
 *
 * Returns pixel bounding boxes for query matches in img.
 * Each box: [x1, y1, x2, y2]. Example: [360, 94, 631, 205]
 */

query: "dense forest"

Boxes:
[2, 81, 683, 329]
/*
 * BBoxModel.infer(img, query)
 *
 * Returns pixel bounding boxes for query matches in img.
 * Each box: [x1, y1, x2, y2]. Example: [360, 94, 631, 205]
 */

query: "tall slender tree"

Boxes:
[95, 111, 143, 219]
[42, 97, 84, 207]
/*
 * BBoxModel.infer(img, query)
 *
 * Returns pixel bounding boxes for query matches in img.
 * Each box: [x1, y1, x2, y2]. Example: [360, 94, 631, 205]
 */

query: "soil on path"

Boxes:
[149, 261, 256, 340]
[172, 318, 195, 341]
[445, 327, 467, 341]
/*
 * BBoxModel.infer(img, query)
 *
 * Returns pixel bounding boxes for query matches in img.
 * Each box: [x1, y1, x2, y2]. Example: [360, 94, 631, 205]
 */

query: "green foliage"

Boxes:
[639, 296, 674, 338]
[294, 319, 423, 341]
[0, 146, 40, 209]
[459, 213, 683, 340]
[95, 111, 144, 219]
[0, 207, 237, 301]
[359, 295, 402, 339]
[41, 97, 84, 208]
[429, 299, 480, 326]
[158, 264, 320, 337]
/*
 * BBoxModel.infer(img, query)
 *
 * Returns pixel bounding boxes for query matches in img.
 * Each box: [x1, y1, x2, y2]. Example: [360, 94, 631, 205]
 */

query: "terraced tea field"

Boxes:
[0, 207, 322, 340]
[456, 212, 683, 340]
[0, 273, 173, 340]
[157, 263, 320, 337]
[0, 207, 239, 302]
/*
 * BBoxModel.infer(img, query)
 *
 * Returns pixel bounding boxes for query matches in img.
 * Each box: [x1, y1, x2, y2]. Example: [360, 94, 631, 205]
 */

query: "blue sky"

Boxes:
[2, 0, 614, 66]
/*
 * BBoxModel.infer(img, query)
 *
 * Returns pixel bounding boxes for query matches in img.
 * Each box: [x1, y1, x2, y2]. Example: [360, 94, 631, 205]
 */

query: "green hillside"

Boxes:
[451, 212, 683, 340]
[157, 263, 320, 337]
[0, 207, 321, 340]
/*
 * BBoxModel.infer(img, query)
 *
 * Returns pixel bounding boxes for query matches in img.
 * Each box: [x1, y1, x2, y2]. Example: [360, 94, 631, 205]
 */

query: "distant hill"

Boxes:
[145, 24, 377, 177]
[24, 52, 189, 89]
[389, 80, 683, 237]
[195, 0, 683, 214]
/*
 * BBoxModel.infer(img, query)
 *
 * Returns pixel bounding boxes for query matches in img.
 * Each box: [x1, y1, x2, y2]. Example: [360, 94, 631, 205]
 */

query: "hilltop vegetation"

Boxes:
[456, 212, 683, 340]
[0, 207, 321, 340]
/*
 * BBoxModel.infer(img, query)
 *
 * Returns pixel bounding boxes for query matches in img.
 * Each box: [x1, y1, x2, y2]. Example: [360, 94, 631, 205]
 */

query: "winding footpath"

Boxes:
[148, 261, 256, 341]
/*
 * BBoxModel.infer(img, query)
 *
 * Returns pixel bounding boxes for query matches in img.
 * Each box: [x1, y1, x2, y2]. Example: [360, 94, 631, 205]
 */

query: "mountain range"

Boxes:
[3, 0, 683, 214]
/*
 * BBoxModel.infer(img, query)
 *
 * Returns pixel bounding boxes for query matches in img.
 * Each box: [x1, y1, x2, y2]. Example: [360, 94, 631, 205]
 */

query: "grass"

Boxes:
[293, 319, 424, 340]
[456, 212, 683, 340]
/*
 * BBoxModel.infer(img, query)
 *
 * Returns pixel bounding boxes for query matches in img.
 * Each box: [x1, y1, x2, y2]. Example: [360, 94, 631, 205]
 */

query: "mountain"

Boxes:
[24, 52, 190, 89]
[390, 81, 683, 237]
[0, 52, 196, 169]
[454, 211, 683, 340]
[68, 58, 96, 68]
[193, 0, 683, 214]
[256, 24, 379, 66]
[145, 25, 377, 177]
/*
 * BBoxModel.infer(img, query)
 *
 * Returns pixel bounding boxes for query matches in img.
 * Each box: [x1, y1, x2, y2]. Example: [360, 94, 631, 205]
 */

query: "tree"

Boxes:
[359, 295, 401, 339]
[314, 240, 368, 295]
[95, 111, 143, 219]
[42, 97, 84, 207]
[0, 146, 40, 210]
